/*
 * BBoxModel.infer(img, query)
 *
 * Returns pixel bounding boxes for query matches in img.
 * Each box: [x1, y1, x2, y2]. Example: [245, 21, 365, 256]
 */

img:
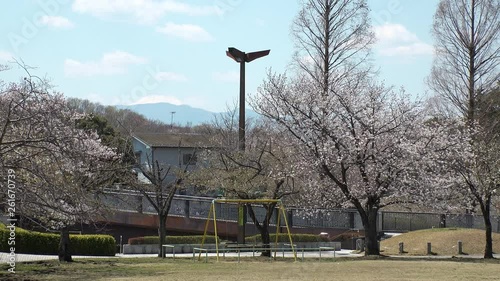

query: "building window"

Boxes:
[183, 153, 197, 165]
[134, 151, 142, 166]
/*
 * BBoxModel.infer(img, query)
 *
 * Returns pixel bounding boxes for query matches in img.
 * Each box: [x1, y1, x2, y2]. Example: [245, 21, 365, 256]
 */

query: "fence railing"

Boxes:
[381, 211, 500, 233]
[100, 190, 500, 233]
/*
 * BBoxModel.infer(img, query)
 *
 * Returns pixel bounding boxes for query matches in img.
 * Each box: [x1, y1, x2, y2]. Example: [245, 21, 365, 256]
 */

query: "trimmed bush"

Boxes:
[0, 223, 8, 251]
[69, 235, 116, 256]
[333, 232, 364, 241]
[0, 224, 115, 256]
[245, 233, 329, 243]
[15, 228, 59, 254]
[128, 235, 218, 245]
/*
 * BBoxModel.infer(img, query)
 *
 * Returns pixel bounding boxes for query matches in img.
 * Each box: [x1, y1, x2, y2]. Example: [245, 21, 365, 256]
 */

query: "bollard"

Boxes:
[427, 242, 432, 255]
[399, 242, 404, 254]
[356, 239, 364, 251]
[458, 241, 463, 255]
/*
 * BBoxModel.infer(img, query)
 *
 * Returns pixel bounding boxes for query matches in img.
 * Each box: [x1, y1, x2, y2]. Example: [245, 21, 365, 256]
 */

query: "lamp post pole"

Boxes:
[238, 59, 245, 151]
[226, 47, 270, 244]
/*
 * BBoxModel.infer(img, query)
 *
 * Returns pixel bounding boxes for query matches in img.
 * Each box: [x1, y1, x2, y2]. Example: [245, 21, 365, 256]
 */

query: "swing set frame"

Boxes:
[200, 198, 297, 261]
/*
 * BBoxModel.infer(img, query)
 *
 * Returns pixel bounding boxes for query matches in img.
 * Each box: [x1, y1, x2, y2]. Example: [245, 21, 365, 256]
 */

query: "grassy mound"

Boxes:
[380, 228, 500, 256]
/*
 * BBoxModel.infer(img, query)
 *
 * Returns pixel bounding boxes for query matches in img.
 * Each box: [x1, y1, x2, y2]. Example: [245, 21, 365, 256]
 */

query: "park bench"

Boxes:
[224, 242, 270, 250]
[222, 242, 272, 257]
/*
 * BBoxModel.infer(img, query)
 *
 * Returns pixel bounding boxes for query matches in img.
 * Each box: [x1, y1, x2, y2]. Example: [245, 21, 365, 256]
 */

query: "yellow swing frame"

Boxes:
[200, 199, 297, 262]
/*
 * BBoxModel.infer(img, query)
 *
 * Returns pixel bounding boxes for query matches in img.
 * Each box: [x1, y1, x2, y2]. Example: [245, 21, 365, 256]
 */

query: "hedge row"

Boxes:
[245, 233, 329, 243]
[0, 224, 115, 256]
[128, 235, 218, 245]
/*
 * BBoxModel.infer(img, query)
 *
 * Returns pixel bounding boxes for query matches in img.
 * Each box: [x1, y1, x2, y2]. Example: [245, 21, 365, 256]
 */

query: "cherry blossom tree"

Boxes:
[16, 127, 119, 262]
[253, 0, 409, 255]
[252, 71, 451, 255]
[1, 67, 120, 261]
[0, 73, 66, 169]
[462, 132, 499, 259]
[429, 0, 499, 258]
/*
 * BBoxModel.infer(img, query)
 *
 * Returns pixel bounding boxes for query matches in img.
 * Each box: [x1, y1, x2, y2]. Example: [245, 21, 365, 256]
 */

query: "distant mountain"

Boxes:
[117, 103, 258, 126]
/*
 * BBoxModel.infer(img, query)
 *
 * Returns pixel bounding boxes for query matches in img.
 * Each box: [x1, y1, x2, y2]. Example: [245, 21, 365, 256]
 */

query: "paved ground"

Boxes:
[1, 250, 498, 263]
[0, 249, 360, 263]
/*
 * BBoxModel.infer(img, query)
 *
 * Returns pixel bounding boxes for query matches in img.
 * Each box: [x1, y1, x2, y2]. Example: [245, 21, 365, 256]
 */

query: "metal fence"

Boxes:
[291, 208, 362, 229]
[101, 190, 500, 233]
[381, 211, 500, 233]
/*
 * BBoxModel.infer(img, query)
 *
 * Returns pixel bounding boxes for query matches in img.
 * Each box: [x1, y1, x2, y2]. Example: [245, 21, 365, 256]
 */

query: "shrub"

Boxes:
[245, 233, 329, 243]
[0, 224, 115, 256]
[128, 235, 218, 245]
[332, 232, 364, 241]
[70, 235, 116, 256]
[15, 228, 59, 254]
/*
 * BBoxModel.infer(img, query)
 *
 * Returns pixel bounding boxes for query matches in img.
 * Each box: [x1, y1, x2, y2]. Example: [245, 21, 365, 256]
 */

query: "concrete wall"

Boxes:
[123, 244, 218, 254]
[123, 242, 341, 254]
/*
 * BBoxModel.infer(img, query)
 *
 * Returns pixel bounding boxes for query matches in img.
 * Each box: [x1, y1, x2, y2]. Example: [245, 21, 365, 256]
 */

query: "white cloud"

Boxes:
[64, 51, 147, 77]
[39, 16, 74, 29]
[84, 92, 117, 105]
[72, 0, 223, 24]
[156, 22, 214, 42]
[378, 43, 434, 57]
[154, 72, 187, 82]
[131, 95, 183, 105]
[374, 23, 418, 44]
[374, 23, 434, 57]
[212, 71, 239, 83]
[0, 51, 14, 62]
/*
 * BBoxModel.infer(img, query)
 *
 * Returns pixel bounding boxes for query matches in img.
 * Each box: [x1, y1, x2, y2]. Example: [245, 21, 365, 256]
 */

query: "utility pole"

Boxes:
[170, 111, 176, 129]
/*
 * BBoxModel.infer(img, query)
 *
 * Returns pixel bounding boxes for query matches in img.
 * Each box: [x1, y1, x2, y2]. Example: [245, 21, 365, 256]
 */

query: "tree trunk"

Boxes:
[158, 214, 166, 258]
[360, 207, 380, 256]
[467, 0, 476, 129]
[246, 204, 273, 257]
[483, 214, 494, 259]
[259, 224, 271, 257]
[58, 228, 73, 262]
[480, 197, 494, 259]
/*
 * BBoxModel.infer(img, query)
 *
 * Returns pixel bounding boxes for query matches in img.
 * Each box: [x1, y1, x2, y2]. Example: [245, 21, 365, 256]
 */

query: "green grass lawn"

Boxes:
[1, 257, 500, 281]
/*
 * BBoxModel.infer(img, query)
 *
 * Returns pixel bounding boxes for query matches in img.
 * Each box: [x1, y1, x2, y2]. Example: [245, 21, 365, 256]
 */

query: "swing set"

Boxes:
[199, 198, 297, 261]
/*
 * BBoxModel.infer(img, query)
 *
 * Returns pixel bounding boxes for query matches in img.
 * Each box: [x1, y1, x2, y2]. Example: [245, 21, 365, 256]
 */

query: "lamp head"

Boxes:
[226, 47, 271, 63]
[227, 47, 245, 62]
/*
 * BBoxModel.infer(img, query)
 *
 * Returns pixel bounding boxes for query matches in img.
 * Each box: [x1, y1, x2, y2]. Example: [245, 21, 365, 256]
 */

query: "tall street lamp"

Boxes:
[226, 47, 270, 245]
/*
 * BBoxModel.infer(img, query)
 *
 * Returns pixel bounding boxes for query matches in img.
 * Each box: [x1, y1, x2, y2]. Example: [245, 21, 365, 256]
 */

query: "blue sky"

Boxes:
[1, 0, 439, 112]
